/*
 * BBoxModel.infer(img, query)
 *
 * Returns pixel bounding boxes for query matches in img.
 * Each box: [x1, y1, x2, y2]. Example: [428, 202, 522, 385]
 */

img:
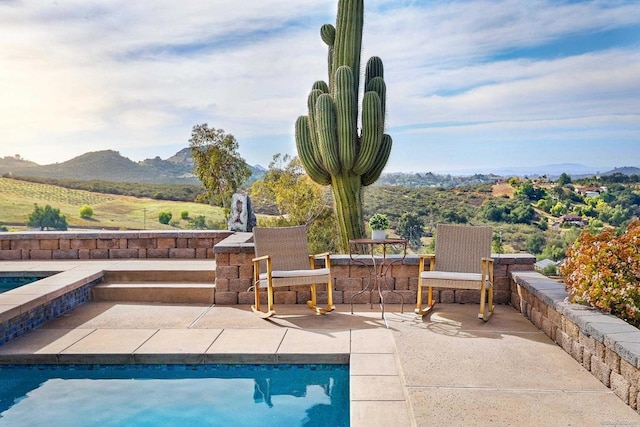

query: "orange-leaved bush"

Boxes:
[561, 220, 640, 326]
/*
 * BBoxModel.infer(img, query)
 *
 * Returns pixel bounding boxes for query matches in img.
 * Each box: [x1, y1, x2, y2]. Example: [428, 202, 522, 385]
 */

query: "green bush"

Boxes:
[79, 205, 94, 219]
[27, 204, 67, 231]
[158, 211, 172, 225]
[180, 210, 189, 220]
[561, 220, 640, 326]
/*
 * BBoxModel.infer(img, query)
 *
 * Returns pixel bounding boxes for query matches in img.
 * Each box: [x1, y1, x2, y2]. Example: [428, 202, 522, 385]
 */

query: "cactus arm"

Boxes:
[362, 134, 392, 186]
[334, 66, 356, 171]
[315, 94, 342, 175]
[295, 116, 331, 185]
[352, 91, 382, 175]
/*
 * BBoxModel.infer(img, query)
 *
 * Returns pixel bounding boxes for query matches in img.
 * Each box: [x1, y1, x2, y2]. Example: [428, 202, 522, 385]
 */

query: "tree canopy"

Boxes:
[189, 124, 251, 210]
[28, 204, 68, 230]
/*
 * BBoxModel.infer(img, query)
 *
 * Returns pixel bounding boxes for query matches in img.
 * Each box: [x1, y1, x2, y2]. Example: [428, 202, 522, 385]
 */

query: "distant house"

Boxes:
[559, 214, 588, 227]
[575, 186, 607, 198]
[535, 259, 559, 271]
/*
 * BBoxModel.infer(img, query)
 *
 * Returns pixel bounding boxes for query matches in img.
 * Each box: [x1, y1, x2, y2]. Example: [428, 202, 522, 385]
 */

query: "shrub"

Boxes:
[180, 210, 189, 220]
[158, 211, 172, 225]
[561, 220, 640, 326]
[79, 205, 94, 219]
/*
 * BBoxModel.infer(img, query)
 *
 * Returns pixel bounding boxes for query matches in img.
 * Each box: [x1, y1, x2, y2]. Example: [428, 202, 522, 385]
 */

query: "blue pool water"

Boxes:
[0, 276, 42, 294]
[0, 364, 349, 426]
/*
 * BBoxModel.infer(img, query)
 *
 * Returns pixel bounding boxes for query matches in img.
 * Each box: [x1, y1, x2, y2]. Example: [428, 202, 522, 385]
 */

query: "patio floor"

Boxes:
[1, 260, 639, 425]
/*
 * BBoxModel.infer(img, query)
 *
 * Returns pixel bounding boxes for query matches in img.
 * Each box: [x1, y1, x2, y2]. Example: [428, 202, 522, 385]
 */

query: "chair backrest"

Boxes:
[434, 224, 492, 273]
[253, 226, 311, 272]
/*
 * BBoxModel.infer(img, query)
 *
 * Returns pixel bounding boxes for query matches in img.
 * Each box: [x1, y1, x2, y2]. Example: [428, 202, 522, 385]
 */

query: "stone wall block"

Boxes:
[331, 266, 350, 278]
[176, 238, 188, 249]
[157, 238, 177, 249]
[571, 341, 584, 364]
[97, 239, 120, 249]
[188, 238, 214, 249]
[439, 290, 455, 304]
[216, 265, 239, 280]
[345, 290, 370, 304]
[228, 279, 252, 293]
[335, 278, 364, 292]
[239, 265, 254, 280]
[146, 249, 169, 258]
[606, 347, 622, 374]
[127, 239, 155, 249]
[611, 372, 630, 404]
[564, 320, 580, 340]
[109, 249, 139, 259]
[583, 349, 592, 371]
[11, 240, 39, 250]
[78, 250, 91, 259]
[29, 250, 52, 260]
[556, 330, 573, 355]
[214, 278, 230, 292]
[52, 250, 79, 259]
[230, 252, 253, 265]
[274, 291, 297, 305]
[39, 239, 59, 250]
[214, 292, 238, 305]
[238, 291, 258, 305]
[591, 356, 612, 387]
[71, 239, 97, 250]
[621, 359, 640, 389]
[215, 252, 230, 266]
[169, 248, 196, 259]
[90, 249, 109, 259]
[455, 290, 480, 304]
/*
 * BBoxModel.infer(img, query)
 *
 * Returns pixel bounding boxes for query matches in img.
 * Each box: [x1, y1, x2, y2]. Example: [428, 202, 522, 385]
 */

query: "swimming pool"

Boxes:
[0, 364, 350, 426]
[0, 275, 45, 293]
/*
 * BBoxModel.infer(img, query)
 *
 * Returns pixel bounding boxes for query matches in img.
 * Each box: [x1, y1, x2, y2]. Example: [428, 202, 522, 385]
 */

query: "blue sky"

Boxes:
[1, 0, 639, 174]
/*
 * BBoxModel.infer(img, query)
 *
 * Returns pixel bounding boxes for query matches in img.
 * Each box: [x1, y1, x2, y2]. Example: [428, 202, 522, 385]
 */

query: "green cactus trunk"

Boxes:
[295, 0, 392, 251]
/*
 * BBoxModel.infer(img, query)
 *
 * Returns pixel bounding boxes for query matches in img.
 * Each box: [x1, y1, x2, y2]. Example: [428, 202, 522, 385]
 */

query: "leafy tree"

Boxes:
[251, 154, 339, 253]
[28, 204, 68, 230]
[189, 124, 251, 210]
[550, 202, 568, 217]
[79, 205, 94, 219]
[158, 211, 172, 225]
[557, 172, 572, 186]
[526, 233, 546, 254]
[397, 212, 424, 249]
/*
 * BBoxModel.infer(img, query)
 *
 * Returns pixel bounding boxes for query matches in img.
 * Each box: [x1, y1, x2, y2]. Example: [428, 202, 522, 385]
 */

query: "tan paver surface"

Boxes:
[1, 260, 639, 426]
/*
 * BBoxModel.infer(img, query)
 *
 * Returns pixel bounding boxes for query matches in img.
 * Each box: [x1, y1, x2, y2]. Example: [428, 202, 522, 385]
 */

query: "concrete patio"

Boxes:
[1, 298, 639, 426]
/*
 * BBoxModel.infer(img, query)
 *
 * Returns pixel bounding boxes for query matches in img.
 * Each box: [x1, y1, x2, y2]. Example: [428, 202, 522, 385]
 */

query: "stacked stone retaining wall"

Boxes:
[0, 230, 233, 260]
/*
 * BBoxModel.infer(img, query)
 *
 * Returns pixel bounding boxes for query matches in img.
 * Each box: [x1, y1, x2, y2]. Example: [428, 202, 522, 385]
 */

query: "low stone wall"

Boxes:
[511, 271, 640, 412]
[213, 232, 535, 307]
[0, 230, 233, 260]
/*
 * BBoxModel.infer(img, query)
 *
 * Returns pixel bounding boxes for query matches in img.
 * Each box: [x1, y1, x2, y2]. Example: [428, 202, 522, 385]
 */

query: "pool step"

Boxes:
[92, 282, 216, 304]
[92, 270, 216, 304]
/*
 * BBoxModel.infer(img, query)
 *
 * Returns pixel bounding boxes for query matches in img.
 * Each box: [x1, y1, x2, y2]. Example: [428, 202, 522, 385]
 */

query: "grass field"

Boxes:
[0, 177, 226, 230]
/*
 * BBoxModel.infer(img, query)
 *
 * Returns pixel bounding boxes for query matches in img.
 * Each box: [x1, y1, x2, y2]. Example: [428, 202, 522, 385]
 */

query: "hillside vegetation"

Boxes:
[0, 177, 225, 230]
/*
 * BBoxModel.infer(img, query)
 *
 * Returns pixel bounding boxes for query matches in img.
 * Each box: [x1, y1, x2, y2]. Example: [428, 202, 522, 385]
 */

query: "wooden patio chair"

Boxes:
[416, 224, 494, 321]
[251, 226, 334, 318]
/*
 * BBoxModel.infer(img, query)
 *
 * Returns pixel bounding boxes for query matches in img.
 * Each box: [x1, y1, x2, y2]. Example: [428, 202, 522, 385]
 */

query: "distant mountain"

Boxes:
[601, 166, 640, 176]
[0, 149, 264, 184]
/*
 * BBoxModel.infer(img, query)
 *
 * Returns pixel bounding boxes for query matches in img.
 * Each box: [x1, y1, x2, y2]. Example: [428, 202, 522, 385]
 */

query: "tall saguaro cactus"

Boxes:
[295, 0, 392, 250]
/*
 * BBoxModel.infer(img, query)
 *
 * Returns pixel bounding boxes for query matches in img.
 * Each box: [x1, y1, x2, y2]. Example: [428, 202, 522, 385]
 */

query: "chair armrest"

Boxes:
[253, 255, 272, 280]
[252, 254, 271, 263]
[418, 254, 435, 272]
[481, 257, 494, 264]
[309, 252, 331, 269]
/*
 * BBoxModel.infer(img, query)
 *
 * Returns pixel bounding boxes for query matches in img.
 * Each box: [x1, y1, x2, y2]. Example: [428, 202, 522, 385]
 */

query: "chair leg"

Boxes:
[251, 284, 277, 319]
[415, 286, 436, 317]
[478, 284, 494, 321]
[306, 281, 335, 314]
